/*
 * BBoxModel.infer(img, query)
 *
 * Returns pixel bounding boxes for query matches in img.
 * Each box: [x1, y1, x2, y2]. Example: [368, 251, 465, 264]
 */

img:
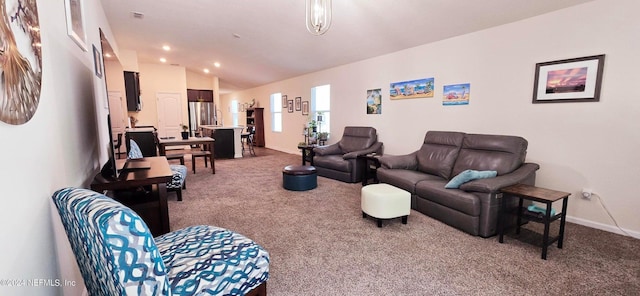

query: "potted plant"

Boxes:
[317, 132, 329, 141]
[180, 124, 189, 140]
[308, 119, 317, 133]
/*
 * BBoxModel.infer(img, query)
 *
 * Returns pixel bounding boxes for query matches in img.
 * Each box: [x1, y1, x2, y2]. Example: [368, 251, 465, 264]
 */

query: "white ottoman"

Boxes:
[361, 183, 410, 227]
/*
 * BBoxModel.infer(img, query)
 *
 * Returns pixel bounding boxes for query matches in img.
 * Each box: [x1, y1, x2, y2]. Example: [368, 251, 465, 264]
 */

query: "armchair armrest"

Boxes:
[377, 152, 418, 170]
[313, 143, 342, 156]
[459, 163, 541, 193]
[343, 142, 383, 159]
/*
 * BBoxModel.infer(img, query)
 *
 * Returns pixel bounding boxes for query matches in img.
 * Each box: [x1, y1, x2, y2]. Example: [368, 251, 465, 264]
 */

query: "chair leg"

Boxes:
[176, 189, 182, 201]
[192, 158, 196, 174]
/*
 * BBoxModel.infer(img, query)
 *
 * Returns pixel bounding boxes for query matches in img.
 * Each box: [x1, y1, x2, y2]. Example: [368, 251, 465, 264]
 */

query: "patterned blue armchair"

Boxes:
[52, 187, 270, 295]
[129, 139, 188, 201]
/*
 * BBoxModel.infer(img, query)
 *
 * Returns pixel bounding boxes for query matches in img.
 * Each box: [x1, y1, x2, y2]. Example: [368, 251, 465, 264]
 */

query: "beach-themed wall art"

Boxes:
[366, 88, 382, 114]
[0, 0, 42, 125]
[532, 54, 605, 103]
[390, 78, 434, 100]
[443, 83, 470, 106]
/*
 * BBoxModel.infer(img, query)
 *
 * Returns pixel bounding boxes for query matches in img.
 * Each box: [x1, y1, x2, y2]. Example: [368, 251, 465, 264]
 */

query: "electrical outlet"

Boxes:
[581, 188, 592, 199]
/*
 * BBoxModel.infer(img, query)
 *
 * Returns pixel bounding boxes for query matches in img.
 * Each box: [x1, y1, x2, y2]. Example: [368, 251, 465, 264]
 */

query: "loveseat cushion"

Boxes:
[416, 131, 465, 179]
[377, 168, 445, 194]
[415, 180, 481, 216]
[452, 134, 528, 176]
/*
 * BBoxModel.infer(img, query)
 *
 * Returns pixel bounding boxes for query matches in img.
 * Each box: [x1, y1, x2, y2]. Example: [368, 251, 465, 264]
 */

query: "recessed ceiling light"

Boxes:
[204, 69, 210, 74]
[104, 53, 112, 58]
[160, 58, 167, 63]
[162, 45, 171, 51]
[214, 62, 221, 68]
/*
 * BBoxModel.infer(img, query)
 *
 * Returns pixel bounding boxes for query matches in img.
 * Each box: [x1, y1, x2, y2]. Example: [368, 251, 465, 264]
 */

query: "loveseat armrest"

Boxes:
[459, 163, 540, 193]
[343, 142, 384, 159]
[313, 143, 342, 156]
[377, 152, 418, 170]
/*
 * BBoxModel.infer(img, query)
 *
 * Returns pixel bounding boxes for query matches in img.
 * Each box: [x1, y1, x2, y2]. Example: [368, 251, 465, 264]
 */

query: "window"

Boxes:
[230, 99, 239, 127]
[311, 84, 330, 133]
[270, 93, 282, 132]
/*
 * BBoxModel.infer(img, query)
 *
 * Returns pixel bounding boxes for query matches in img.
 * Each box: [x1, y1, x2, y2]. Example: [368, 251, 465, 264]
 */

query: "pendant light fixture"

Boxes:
[305, 0, 332, 35]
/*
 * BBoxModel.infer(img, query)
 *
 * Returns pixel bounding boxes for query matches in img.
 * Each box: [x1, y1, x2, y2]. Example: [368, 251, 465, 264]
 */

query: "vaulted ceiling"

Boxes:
[101, 0, 594, 93]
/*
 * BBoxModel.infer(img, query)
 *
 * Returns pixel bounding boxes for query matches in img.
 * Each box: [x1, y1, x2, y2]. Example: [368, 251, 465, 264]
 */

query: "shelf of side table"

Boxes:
[498, 184, 571, 260]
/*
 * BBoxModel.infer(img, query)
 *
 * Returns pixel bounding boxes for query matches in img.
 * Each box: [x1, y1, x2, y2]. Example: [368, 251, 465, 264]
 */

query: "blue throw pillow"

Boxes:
[445, 170, 497, 189]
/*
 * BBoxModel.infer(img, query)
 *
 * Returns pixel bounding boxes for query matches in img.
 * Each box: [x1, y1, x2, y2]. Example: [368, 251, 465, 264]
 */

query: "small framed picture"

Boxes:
[302, 101, 309, 115]
[532, 54, 605, 103]
[239, 102, 245, 112]
[282, 95, 288, 108]
[65, 0, 87, 51]
[295, 97, 302, 111]
[287, 100, 294, 113]
[92, 44, 103, 78]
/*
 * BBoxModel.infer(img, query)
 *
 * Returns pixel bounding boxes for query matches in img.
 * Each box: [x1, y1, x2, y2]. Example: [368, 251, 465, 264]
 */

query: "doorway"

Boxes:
[156, 92, 183, 139]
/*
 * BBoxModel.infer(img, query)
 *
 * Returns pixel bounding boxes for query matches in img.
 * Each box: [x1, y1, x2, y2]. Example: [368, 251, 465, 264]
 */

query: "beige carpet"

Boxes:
[166, 148, 640, 296]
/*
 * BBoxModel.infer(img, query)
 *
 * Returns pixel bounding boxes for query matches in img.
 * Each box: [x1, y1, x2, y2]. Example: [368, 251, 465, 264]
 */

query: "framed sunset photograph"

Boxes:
[532, 55, 605, 103]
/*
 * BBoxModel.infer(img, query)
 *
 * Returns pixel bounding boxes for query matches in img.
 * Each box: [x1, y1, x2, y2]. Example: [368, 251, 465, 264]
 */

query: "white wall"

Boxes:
[0, 0, 116, 295]
[222, 0, 640, 237]
[133, 63, 189, 128]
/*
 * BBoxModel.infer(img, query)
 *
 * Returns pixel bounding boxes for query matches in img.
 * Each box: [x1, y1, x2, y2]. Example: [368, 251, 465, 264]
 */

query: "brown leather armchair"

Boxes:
[312, 126, 383, 183]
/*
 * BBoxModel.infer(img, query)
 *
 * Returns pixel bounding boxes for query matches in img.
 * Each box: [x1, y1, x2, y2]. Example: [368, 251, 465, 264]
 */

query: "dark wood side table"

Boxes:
[358, 153, 381, 185]
[498, 184, 570, 260]
[298, 144, 316, 165]
[91, 157, 173, 236]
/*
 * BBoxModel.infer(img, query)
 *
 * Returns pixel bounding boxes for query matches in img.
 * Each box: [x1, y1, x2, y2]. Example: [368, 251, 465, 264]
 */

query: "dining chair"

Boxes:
[153, 132, 186, 165]
[129, 140, 188, 201]
[241, 126, 256, 156]
[113, 133, 124, 159]
[192, 129, 213, 173]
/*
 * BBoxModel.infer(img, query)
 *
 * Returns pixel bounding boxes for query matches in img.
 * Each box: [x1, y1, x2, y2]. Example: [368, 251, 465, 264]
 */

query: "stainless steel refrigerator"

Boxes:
[188, 102, 217, 136]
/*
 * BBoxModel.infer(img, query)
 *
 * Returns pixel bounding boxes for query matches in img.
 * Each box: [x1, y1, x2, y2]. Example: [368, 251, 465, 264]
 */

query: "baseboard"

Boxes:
[566, 215, 640, 239]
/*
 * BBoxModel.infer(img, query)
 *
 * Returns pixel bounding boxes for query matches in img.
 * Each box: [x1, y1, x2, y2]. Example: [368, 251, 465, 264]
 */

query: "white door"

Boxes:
[157, 92, 182, 139]
[108, 91, 126, 139]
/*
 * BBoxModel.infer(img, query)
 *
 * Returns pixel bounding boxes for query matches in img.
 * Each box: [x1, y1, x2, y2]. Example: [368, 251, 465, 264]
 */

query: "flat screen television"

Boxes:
[100, 114, 120, 179]
[98, 29, 123, 180]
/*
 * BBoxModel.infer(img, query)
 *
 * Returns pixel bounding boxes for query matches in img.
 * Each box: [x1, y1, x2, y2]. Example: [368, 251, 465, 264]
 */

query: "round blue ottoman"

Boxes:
[283, 165, 317, 191]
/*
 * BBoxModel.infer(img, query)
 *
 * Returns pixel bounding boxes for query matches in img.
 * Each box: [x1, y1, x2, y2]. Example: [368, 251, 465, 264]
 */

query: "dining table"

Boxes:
[158, 136, 216, 174]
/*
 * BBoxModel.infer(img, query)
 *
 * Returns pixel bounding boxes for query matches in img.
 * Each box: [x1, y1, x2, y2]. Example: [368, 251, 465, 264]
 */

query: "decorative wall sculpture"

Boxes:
[0, 0, 42, 125]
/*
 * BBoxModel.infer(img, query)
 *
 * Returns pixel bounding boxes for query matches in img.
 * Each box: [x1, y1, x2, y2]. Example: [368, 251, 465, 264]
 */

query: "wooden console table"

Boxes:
[498, 184, 570, 260]
[91, 157, 173, 236]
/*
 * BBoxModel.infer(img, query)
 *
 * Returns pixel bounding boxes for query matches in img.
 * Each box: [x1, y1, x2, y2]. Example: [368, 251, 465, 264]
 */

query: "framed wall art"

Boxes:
[366, 89, 382, 114]
[92, 44, 103, 78]
[302, 101, 309, 115]
[532, 54, 605, 103]
[295, 97, 302, 111]
[0, 0, 42, 125]
[287, 100, 294, 113]
[443, 83, 470, 106]
[65, 0, 87, 51]
[390, 78, 434, 100]
[282, 95, 288, 108]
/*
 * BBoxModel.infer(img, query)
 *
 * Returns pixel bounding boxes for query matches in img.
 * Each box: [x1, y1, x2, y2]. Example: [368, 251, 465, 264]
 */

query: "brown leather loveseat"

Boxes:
[376, 131, 539, 237]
